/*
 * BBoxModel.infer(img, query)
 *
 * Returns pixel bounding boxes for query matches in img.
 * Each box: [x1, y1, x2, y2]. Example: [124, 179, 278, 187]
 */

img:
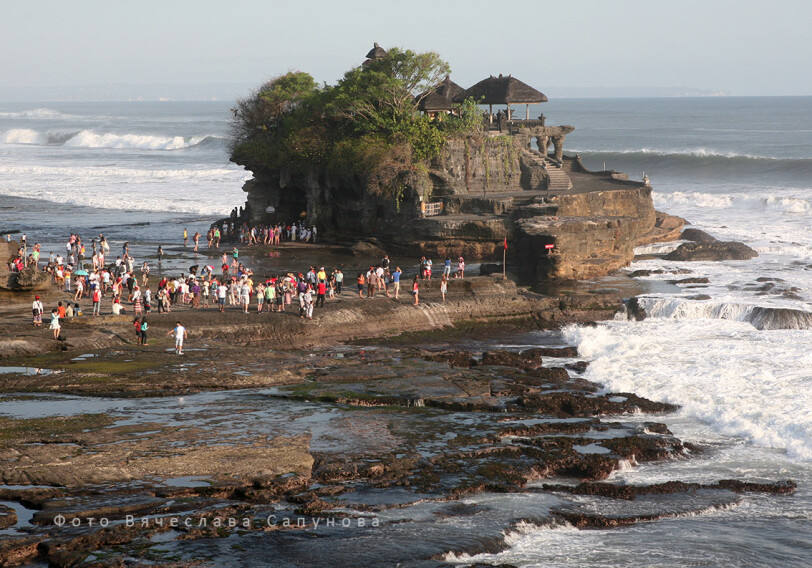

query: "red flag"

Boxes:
[503, 237, 508, 250]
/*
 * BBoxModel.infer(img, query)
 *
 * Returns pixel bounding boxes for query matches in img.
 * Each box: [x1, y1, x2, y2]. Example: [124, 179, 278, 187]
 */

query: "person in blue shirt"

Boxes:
[444, 257, 452, 277]
[392, 267, 402, 300]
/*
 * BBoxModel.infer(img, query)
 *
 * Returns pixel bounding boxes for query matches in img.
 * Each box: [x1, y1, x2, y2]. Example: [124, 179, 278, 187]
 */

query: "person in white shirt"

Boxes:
[166, 322, 187, 355]
[32, 295, 44, 327]
[217, 282, 228, 312]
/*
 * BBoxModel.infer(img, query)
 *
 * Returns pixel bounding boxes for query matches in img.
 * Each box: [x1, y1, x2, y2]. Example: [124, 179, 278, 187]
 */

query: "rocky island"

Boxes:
[231, 43, 684, 282]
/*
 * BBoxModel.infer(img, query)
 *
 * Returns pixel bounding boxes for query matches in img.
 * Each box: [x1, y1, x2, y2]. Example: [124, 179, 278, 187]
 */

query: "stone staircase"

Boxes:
[523, 148, 573, 192]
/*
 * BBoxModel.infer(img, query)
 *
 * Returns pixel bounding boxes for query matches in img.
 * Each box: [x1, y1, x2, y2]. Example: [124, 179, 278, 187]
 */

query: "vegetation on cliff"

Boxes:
[229, 48, 482, 197]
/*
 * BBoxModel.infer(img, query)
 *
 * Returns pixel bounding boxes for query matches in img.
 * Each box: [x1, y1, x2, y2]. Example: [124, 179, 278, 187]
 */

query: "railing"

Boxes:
[421, 202, 444, 217]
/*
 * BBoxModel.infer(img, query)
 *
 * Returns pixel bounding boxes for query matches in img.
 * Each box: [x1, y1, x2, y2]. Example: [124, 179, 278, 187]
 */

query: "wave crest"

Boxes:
[0, 128, 225, 150]
[655, 191, 811, 215]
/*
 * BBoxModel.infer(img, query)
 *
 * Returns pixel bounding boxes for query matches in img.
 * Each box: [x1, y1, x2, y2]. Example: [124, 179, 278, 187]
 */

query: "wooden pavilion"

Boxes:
[454, 74, 547, 122]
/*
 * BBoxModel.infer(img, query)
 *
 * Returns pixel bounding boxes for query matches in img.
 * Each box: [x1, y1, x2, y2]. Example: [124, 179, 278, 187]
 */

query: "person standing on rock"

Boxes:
[334, 268, 343, 295]
[139, 318, 149, 346]
[392, 267, 402, 299]
[412, 275, 420, 306]
[457, 256, 465, 278]
[167, 321, 187, 355]
[92, 287, 101, 316]
[217, 280, 228, 313]
[444, 257, 452, 278]
[193, 231, 200, 252]
[440, 274, 448, 302]
[49, 308, 61, 339]
[32, 295, 44, 327]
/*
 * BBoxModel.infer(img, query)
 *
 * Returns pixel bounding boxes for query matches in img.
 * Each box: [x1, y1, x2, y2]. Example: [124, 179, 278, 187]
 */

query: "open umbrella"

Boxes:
[73, 269, 89, 276]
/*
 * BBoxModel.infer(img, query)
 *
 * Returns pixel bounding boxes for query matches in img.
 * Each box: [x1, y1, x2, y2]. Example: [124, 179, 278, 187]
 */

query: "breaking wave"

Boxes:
[0, 107, 90, 120]
[654, 191, 811, 215]
[626, 296, 812, 330]
[0, 128, 225, 150]
[571, 147, 798, 161]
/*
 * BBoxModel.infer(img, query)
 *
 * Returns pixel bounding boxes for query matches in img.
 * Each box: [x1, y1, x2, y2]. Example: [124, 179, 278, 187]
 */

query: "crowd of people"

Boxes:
[204, 220, 319, 249]
[15, 228, 470, 350]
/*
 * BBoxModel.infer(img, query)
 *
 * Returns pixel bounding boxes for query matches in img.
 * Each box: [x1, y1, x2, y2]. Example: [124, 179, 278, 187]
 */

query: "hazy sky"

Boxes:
[2, 0, 810, 98]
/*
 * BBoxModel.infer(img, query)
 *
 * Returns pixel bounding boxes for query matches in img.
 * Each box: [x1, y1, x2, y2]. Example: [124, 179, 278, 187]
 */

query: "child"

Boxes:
[49, 308, 61, 339]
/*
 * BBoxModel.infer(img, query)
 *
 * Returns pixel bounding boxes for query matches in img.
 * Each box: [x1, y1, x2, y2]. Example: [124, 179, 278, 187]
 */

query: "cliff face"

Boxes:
[235, 137, 679, 281]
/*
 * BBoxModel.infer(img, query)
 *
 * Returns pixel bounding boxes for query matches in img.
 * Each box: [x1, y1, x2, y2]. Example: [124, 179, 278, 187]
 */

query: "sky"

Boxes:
[1, 0, 810, 99]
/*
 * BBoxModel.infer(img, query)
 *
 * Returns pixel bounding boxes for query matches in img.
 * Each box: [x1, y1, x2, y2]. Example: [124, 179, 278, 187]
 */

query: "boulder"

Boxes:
[479, 263, 504, 276]
[664, 241, 757, 262]
[680, 228, 718, 243]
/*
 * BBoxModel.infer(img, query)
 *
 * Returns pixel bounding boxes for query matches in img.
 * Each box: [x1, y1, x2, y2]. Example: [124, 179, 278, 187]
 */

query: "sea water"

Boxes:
[452, 98, 812, 566]
[1, 97, 810, 566]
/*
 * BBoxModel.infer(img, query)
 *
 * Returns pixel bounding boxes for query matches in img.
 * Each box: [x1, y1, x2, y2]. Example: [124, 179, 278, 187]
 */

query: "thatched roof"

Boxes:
[365, 42, 387, 60]
[453, 75, 547, 105]
[417, 76, 465, 111]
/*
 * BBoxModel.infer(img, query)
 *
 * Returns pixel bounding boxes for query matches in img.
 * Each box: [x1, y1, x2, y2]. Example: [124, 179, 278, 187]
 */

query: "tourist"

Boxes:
[92, 287, 101, 316]
[201, 280, 210, 309]
[275, 278, 285, 312]
[444, 257, 452, 277]
[256, 282, 265, 312]
[440, 274, 448, 302]
[458, 256, 465, 278]
[157, 245, 164, 262]
[239, 279, 251, 313]
[392, 267, 402, 299]
[334, 268, 343, 295]
[57, 302, 66, 319]
[49, 308, 61, 339]
[139, 318, 148, 346]
[183, 228, 188, 247]
[65, 303, 74, 318]
[356, 272, 365, 298]
[216, 280, 227, 312]
[193, 231, 200, 252]
[263, 280, 275, 312]
[412, 275, 420, 306]
[32, 295, 44, 327]
[133, 318, 141, 344]
[316, 279, 326, 308]
[112, 298, 126, 315]
[302, 285, 314, 319]
[140, 261, 150, 286]
[167, 321, 187, 355]
[73, 276, 84, 302]
[425, 257, 433, 280]
[366, 267, 377, 298]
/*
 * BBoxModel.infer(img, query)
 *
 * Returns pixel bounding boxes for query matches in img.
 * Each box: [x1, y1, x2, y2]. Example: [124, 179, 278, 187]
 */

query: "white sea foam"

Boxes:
[564, 320, 812, 462]
[0, 164, 249, 216]
[1, 128, 44, 145]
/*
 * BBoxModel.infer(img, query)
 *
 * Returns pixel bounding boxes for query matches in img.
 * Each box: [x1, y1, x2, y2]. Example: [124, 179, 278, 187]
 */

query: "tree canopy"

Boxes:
[229, 47, 482, 197]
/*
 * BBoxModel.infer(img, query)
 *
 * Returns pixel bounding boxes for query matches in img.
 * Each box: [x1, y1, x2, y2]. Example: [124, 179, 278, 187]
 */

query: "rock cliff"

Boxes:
[235, 135, 682, 282]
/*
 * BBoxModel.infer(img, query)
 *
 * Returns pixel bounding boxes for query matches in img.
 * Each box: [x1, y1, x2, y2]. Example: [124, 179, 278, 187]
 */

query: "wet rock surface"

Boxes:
[664, 241, 758, 261]
[0, 295, 795, 566]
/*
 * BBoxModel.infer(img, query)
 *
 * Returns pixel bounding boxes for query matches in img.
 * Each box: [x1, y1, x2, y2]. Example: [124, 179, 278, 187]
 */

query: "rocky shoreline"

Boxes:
[0, 270, 796, 567]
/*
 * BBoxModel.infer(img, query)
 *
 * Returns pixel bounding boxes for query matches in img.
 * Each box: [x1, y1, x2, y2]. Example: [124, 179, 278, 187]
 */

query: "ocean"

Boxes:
[1, 97, 810, 566]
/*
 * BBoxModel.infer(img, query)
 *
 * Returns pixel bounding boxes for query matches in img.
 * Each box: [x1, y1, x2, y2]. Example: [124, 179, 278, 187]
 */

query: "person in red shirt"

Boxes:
[92, 288, 101, 315]
[316, 280, 326, 308]
[57, 302, 66, 318]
